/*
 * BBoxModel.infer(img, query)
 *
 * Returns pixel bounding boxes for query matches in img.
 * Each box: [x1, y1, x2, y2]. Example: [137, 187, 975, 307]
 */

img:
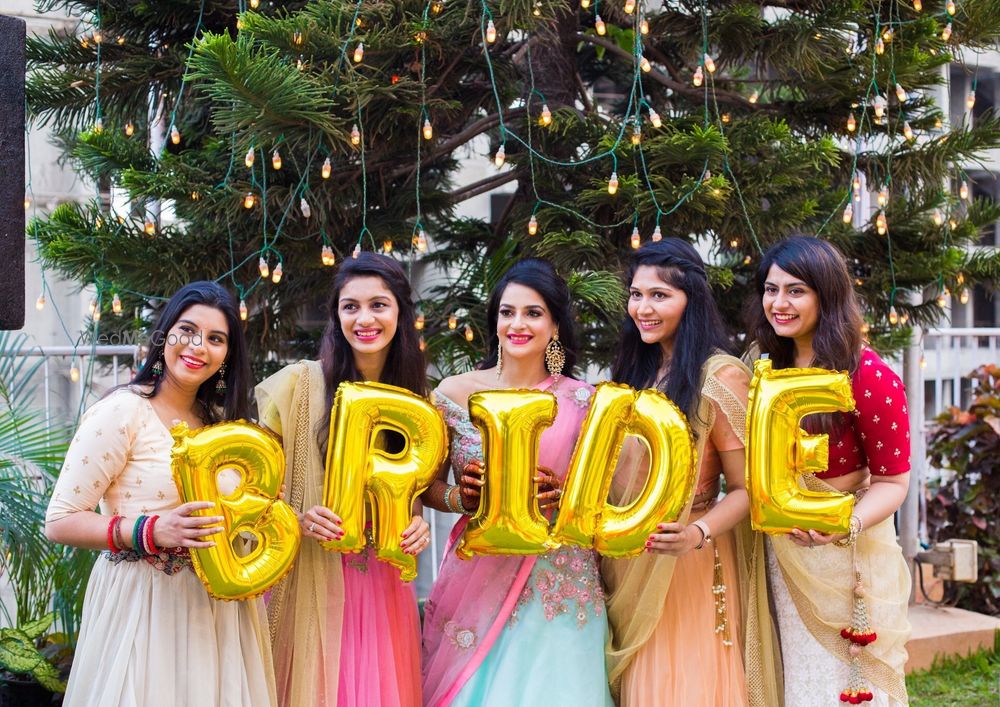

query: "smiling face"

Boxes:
[338, 275, 399, 357]
[627, 265, 689, 353]
[496, 282, 557, 366]
[162, 304, 230, 390]
[762, 264, 820, 345]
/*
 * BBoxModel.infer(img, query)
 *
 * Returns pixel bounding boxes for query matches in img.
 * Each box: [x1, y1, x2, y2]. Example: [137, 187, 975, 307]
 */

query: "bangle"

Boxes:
[132, 515, 148, 554]
[113, 516, 126, 552]
[106, 515, 123, 552]
[835, 515, 863, 547]
[443, 484, 461, 514]
[145, 515, 160, 555]
[691, 520, 712, 550]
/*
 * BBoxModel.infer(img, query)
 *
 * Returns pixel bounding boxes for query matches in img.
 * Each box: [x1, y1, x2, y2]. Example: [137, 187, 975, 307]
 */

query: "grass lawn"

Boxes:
[907, 637, 1000, 706]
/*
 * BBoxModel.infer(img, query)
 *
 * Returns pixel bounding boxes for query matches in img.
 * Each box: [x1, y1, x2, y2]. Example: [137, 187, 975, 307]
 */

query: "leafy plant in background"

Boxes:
[926, 363, 1000, 616]
[0, 613, 66, 693]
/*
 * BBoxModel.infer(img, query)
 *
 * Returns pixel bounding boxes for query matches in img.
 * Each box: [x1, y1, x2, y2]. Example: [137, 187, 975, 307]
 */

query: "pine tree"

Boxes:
[27, 0, 1000, 374]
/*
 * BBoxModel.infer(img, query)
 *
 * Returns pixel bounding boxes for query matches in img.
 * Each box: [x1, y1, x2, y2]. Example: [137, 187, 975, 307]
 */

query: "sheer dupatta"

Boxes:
[256, 361, 347, 707]
[421, 376, 594, 707]
[601, 354, 782, 706]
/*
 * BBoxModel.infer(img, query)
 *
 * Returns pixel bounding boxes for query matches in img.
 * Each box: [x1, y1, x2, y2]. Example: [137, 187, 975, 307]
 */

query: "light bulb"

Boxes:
[888, 305, 899, 325]
[581, 0, 590, 7]
[112, 293, 122, 315]
[901, 310, 909, 325]
[533, 3, 541, 16]
[877, 185, 889, 207]
[352, 244, 361, 259]
[23, 196, 30, 210]
[293, 30, 303, 46]
[847, 113, 856, 132]
[353, 42, 364, 63]
[93, 309, 101, 322]
[873, 95, 886, 118]
[903, 121, 914, 140]
[494, 144, 506, 167]
[693, 66, 703, 86]
[748, 90, 759, 104]
[942, 23, 952, 41]
[649, 108, 662, 128]
[70, 361, 80, 383]
[382, 239, 393, 254]
[959, 180, 969, 200]
[244, 191, 255, 209]
[703, 53, 716, 73]
[946, 0, 956, 15]
[936, 291, 947, 307]
[245, 147, 255, 168]
[415, 313, 425, 330]
[416, 229, 428, 252]
[743, 254, 752, 265]
[607, 171, 619, 195]
[959, 289, 969, 304]
[595, 15, 606, 35]
[895, 83, 908, 103]
[631, 125, 641, 145]
[423, 118, 433, 139]
[448, 314, 458, 330]
[190, 190, 200, 201]
[321, 157, 332, 179]
[296, 57, 304, 72]
[630, 227, 641, 249]
[124, 122, 135, 137]
[93, 30, 103, 44]
[651, 225, 662, 241]
[486, 20, 497, 43]
[250, 0, 259, 7]
[540, 104, 552, 126]
[876, 212, 888, 235]
[300, 198, 311, 219]
[935, 116, 943, 129]
[418, 336, 426, 352]
[271, 263, 283, 284]
[116, 35, 125, 45]
[932, 208, 944, 226]
[875, 37, 885, 55]
[920, 354, 926, 369]
[258, 257, 269, 279]
[144, 219, 155, 235]
[351, 124, 361, 145]
[170, 125, 180, 144]
[322, 245, 336, 266]
[640, 17, 649, 35]
[239, 299, 248, 321]
[957, 272, 965, 285]
[640, 56, 652, 73]
[966, 91, 976, 110]
[861, 321, 871, 335]
[842, 203, 853, 223]
[624, 0, 636, 14]
[720, 112, 731, 124]
[464, 324, 474, 342]
[528, 215, 538, 235]
[914, 0, 922, 10]
[271, 149, 282, 170]
[35, 293, 45, 311]
[432, 0, 444, 13]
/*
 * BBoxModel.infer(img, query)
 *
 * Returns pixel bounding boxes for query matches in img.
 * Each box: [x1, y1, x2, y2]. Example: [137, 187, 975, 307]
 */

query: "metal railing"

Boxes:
[921, 327, 1000, 417]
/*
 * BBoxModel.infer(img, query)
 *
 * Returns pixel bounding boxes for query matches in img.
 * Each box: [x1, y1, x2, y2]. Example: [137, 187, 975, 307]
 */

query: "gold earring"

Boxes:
[496, 343, 503, 379]
[545, 332, 565, 376]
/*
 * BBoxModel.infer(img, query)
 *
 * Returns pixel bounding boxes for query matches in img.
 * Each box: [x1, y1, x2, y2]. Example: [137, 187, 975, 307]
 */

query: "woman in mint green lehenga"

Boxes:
[420, 259, 613, 707]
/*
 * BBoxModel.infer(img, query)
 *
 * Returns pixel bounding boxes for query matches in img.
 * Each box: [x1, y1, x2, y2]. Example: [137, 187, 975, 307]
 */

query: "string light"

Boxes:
[651, 225, 662, 241]
[292, 30, 303, 46]
[250, 0, 259, 7]
[258, 257, 270, 279]
[88, 298, 97, 316]
[415, 313, 425, 330]
[630, 226, 641, 249]
[581, 0, 590, 7]
[271, 263, 283, 284]
[94, 117, 103, 133]
[532, 1, 541, 13]
[957, 272, 965, 285]
[432, 0, 444, 13]
[35, 293, 45, 311]
[244, 191, 255, 209]
[946, 0, 956, 15]
[190, 190, 200, 201]
[527, 214, 538, 235]
[877, 185, 889, 207]
[300, 198, 311, 218]
[607, 171, 619, 195]
[882, 27, 893, 42]
[170, 125, 180, 144]
[875, 37, 885, 55]
[895, 83, 908, 103]
[903, 121, 914, 141]
[271, 149, 282, 170]
[116, 35, 124, 45]
[494, 144, 506, 167]
[423, 119, 434, 139]
[595, 15, 606, 35]
[321, 245, 336, 266]
[959, 180, 969, 200]
[901, 310, 910, 325]
[888, 305, 899, 325]
[112, 293, 122, 315]
[649, 108, 662, 128]
[876, 212, 888, 235]
[486, 20, 497, 44]
[418, 336, 426, 352]
[448, 313, 458, 329]
[92, 30, 103, 44]
[631, 124, 641, 145]
[540, 104, 552, 126]
[144, 219, 156, 235]
[873, 94, 886, 118]
[353, 42, 364, 63]
[321, 157, 332, 179]
[942, 23, 952, 41]
[640, 17, 649, 35]
[959, 289, 969, 304]
[934, 116, 944, 129]
[351, 124, 361, 145]
[693, 66, 703, 86]
[748, 90, 759, 104]
[913, 0, 922, 10]
[92, 308, 101, 322]
[352, 244, 361, 259]
[703, 53, 716, 73]
[244, 146, 255, 168]
[932, 208, 944, 226]
[640, 55, 652, 72]
[23, 196, 30, 210]
[416, 229, 428, 252]
[842, 203, 853, 223]
[847, 113, 856, 132]
[861, 321, 871, 335]
[124, 122, 134, 137]
[920, 354, 926, 369]
[743, 254, 752, 265]
[464, 324, 475, 342]
[966, 91, 976, 110]
[70, 360, 80, 383]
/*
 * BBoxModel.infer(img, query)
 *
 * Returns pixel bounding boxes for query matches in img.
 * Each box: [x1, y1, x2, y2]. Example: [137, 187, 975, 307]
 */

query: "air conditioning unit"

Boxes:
[916, 539, 979, 583]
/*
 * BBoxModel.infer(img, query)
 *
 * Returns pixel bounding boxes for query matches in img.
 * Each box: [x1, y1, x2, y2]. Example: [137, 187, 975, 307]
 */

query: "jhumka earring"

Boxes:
[545, 331, 565, 376]
[215, 362, 227, 396]
[496, 345, 504, 379]
[151, 357, 164, 380]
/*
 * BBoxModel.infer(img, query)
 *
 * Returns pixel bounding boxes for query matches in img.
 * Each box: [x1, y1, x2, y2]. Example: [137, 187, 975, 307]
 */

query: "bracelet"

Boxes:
[691, 520, 712, 550]
[106, 515, 123, 552]
[132, 515, 148, 555]
[443, 484, 461, 514]
[144, 515, 161, 555]
[834, 515, 863, 547]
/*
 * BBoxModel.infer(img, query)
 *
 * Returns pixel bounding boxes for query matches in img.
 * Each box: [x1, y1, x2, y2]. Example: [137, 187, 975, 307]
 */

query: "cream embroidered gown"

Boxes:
[46, 388, 277, 707]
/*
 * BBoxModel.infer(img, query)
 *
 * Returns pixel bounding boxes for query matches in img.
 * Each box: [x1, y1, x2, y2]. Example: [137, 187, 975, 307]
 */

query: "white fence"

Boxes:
[920, 327, 1000, 418]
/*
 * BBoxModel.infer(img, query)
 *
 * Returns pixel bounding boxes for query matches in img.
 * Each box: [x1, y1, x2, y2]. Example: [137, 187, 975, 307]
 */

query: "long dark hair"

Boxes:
[131, 281, 251, 423]
[478, 258, 578, 374]
[745, 236, 863, 373]
[610, 238, 732, 421]
[317, 252, 427, 452]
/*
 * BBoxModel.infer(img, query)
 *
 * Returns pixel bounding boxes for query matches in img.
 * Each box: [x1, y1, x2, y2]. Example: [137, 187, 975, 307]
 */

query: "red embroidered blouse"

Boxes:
[810, 348, 911, 479]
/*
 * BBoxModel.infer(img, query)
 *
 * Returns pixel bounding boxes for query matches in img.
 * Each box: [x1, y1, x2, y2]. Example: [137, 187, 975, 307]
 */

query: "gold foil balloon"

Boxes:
[171, 421, 301, 600]
[553, 383, 697, 557]
[323, 382, 447, 581]
[745, 358, 856, 535]
[455, 390, 558, 559]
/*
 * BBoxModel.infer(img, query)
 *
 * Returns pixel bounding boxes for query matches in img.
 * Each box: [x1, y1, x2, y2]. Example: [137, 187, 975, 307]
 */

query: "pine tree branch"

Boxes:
[448, 170, 521, 204]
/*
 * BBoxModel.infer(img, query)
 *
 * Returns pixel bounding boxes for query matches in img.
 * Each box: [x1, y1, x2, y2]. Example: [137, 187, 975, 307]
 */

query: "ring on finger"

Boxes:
[308, 521, 316, 533]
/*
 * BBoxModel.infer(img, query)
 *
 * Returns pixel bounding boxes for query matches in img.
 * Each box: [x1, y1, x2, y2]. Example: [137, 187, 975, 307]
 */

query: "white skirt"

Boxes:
[63, 554, 276, 707]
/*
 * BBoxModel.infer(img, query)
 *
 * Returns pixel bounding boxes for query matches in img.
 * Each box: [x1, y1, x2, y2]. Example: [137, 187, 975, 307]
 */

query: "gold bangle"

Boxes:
[834, 515, 863, 547]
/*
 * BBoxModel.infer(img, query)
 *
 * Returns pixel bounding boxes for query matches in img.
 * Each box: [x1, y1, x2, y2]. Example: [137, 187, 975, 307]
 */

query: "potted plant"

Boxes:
[0, 613, 66, 706]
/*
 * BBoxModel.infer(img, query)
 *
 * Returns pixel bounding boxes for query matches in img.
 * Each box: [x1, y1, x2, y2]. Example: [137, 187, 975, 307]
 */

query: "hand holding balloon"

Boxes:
[300, 505, 344, 543]
[535, 466, 562, 511]
[645, 521, 703, 556]
[399, 515, 431, 555]
[153, 501, 224, 549]
[459, 460, 485, 513]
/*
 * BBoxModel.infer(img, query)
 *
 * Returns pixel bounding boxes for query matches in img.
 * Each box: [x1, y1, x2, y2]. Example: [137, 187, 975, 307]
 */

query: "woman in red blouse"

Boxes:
[745, 236, 911, 706]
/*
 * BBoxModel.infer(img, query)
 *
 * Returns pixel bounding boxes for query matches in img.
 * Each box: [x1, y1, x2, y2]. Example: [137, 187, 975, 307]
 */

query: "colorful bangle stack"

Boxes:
[106, 515, 124, 552]
[129, 514, 162, 556]
[443, 484, 462, 514]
